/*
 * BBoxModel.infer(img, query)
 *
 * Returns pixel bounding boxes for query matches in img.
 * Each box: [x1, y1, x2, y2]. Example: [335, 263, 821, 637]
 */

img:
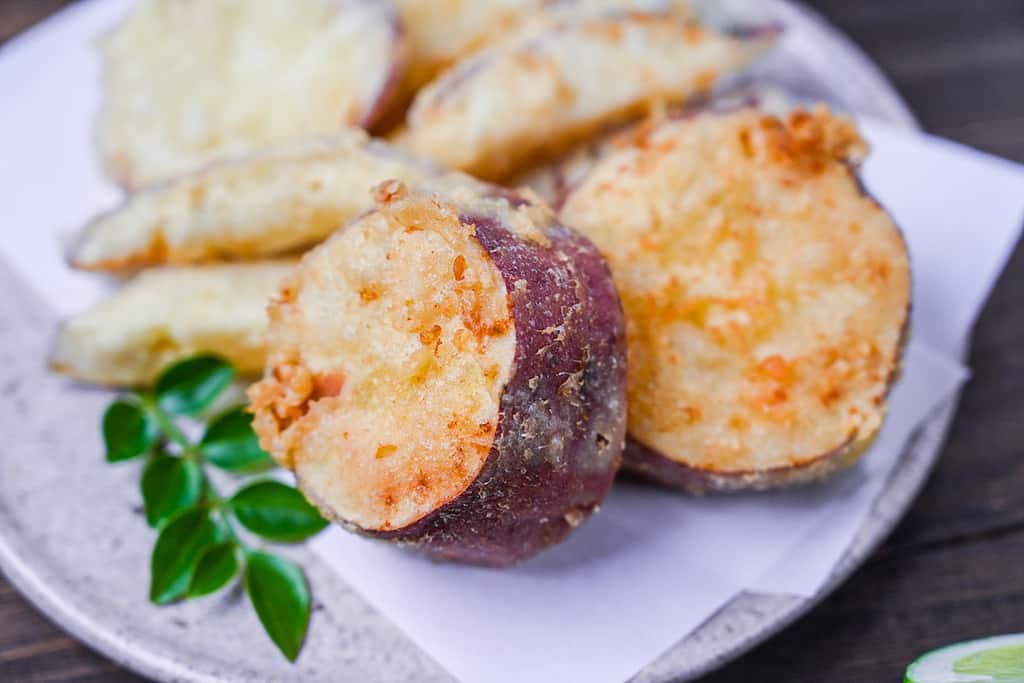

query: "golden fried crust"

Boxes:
[394, 0, 693, 93]
[249, 185, 518, 531]
[394, 0, 543, 93]
[99, 0, 405, 187]
[50, 262, 295, 387]
[511, 84, 797, 207]
[72, 133, 440, 271]
[561, 107, 910, 482]
[399, 10, 774, 181]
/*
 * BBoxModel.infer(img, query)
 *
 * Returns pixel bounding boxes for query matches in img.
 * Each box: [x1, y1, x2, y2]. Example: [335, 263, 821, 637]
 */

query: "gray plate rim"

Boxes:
[0, 2, 951, 683]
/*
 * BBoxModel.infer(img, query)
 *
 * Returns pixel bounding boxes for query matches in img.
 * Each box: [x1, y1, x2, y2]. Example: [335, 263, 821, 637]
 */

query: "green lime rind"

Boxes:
[906, 634, 1024, 683]
[955, 644, 1024, 680]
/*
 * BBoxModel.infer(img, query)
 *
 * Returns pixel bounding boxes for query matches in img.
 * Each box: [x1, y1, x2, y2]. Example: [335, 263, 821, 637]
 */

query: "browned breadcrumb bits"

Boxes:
[755, 105, 869, 171]
[374, 179, 408, 203]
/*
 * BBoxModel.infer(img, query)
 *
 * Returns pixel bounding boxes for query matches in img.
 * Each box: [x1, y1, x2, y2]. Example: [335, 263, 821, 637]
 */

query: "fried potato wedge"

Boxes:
[395, 0, 692, 92]
[99, 0, 406, 188]
[560, 107, 911, 492]
[399, 12, 776, 180]
[72, 132, 441, 271]
[395, 0, 542, 94]
[51, 262, 294, 387]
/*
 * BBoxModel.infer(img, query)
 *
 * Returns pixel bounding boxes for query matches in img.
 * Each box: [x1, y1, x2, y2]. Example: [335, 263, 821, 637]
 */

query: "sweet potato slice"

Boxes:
[50, 262, 294, 387]
[512, 83, 793, 208]
[560, 107, 911, 492]
[394, 0, 542, 94]
[98, 0, 406, 188]
[249, 180, 627, 566]
[398, 11, 776, 180]
[72, 133, 441, 271]
[394, 0, 693, 93]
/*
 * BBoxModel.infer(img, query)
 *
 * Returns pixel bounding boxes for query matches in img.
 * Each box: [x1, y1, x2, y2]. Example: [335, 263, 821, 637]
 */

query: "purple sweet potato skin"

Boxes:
[359, 1, 408, 132]
[375, 198, 628, 567]
[623, 435, 861, 494]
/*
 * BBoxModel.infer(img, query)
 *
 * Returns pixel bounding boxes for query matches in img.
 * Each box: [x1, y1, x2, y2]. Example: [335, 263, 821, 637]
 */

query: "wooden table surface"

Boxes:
[2, 1, 1023, 681]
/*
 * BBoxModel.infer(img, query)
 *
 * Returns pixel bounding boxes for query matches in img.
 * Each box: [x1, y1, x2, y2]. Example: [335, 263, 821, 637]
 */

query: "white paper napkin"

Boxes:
[307, 127, 1020, 683]
[312, 340, 966, 683]
[2, 4, 1023, 683]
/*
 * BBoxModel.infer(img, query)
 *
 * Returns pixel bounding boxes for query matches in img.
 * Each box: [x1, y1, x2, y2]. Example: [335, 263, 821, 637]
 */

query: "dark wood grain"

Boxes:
[2, 1, 1024, 681]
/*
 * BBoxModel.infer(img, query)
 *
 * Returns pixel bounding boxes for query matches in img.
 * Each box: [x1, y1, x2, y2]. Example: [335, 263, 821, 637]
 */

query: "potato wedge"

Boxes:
[395, 0, 692, 93]
[560, 107, 911, 492]
[250, 179, 627, 566]
[99, 0, 406, 188]
[395, 0, 542, 94]
[72, 132, 442, 271]
[51, 262, 294, 387]
[399, 12, 777, 180]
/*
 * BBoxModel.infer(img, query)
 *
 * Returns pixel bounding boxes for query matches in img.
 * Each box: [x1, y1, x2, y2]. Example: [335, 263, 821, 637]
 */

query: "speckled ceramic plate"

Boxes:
[0, 1, 953, 682]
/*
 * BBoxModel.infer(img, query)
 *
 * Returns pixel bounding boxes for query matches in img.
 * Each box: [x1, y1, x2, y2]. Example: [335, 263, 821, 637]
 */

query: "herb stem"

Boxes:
[141, 393, 252, 553]
[141, 394, 195, 455]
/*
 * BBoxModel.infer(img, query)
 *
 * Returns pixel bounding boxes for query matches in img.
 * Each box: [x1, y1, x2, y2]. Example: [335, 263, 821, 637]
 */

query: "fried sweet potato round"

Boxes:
[249, 180, 627, 565]
[99, 0, 406, 187]
[560, 107, 911, 492]
[512, 84, 794, 208]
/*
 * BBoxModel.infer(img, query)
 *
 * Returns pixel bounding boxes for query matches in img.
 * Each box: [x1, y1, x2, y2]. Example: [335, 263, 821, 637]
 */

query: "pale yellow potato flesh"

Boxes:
[51, 262, 294, 387]
[561, 108, 910, 476]
[99, 0, 402, 187]
[73, 133, 438, 271]
[250, 186, 517, 531]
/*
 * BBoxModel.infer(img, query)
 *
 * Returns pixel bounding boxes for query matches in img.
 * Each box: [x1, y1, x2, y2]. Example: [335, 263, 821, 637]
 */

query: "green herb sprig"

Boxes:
[102, 354, 328, 661]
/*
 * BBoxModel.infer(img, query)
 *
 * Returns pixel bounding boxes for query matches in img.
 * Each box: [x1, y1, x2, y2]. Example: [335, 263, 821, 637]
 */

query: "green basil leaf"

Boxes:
[156, 354, 235, 416]
[103, 400, 158, 462]
[188, 542, 240, 598]
[229, 481, 328, 543]
[199, 406, 275, 472]
[150, 507, 227, 605]
[245, 551, 311, 662]
[141, 453, 204, 528]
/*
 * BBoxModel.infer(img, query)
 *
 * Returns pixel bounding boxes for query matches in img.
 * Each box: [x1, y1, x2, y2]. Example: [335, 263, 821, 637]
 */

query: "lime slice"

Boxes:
[906, 634, 1024, 682]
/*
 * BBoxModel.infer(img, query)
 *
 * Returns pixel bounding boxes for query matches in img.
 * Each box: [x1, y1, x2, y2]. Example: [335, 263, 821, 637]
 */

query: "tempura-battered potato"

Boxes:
[394, 0, 542, 93]
[51, 262, 294, 387]
[72, 132, 441, 271]
[99, 0, 406, 188]
[513, 84, 793, 207]
[249, 179, 627, 566]
[560, 107, 911, 492]
[394, 0, 692, 93]
[399, 12, 777, 180]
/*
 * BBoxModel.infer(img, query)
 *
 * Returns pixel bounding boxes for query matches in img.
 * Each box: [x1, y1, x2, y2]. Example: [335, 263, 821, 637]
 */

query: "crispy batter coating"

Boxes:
[394, 0, 693, 93]
[73, 133, 440, 271]
[99, 0, 405, 187]
[51, 262, 294, 387]
[561, 107, 909, 489]
[250, 179, 627, 564]
[249, 184, 519, 530]
[399, 10, 775, 180]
